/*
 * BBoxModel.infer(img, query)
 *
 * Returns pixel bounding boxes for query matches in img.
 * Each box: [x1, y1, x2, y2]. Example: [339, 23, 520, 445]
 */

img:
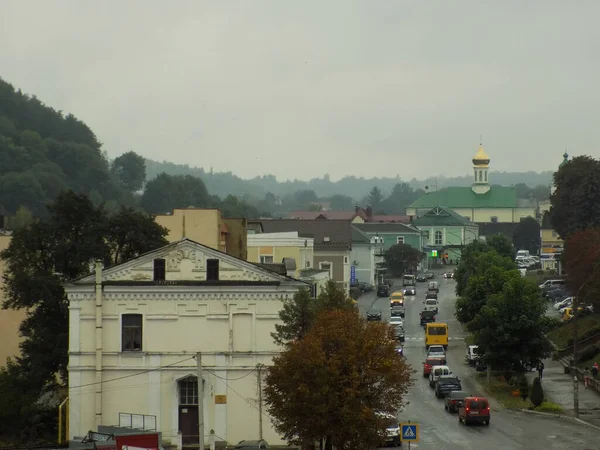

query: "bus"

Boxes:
[425, 322, 449, 349]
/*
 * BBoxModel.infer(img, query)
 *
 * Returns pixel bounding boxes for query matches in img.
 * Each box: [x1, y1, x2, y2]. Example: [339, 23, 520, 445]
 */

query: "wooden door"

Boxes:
[178, 405, 199, 445]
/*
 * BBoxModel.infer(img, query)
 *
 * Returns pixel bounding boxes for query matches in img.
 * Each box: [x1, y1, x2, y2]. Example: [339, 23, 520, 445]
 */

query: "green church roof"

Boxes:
[412, 206, 475, 226]
[408, 186, 517, 209]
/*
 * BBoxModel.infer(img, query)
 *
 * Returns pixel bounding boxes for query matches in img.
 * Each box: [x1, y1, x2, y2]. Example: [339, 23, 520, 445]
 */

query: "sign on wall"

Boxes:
[350, 265, 356, 284]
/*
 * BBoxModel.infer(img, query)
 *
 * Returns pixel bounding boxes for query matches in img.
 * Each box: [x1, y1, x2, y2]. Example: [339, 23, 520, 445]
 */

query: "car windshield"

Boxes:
[469, 400, 488, 409]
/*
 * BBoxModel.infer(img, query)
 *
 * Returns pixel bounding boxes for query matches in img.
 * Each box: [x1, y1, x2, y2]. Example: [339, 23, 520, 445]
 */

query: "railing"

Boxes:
[555, 331, 600, 359]
[118, 412, 157, 431]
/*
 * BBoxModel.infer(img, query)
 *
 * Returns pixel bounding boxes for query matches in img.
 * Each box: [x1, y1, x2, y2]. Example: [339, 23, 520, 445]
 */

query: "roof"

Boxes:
[476, 222, 520, 240]
[287, 210, 362, 220]
[412, 206, 475, 227]
[257, 263, 288, 275]
[353, 222, 420, 234]
[408, 186, 517, 209]
[351, 226, 371, 244]
[472, 144, 490, 167]
[256, 219, 352, 251]
[368, 215, 410, 223]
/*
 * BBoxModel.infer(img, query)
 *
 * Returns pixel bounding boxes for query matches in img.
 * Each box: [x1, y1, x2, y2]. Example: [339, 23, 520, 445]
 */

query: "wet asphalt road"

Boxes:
[359, 270, 600, 449]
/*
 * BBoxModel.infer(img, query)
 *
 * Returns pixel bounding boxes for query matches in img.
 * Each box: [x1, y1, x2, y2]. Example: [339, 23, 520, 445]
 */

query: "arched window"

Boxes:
[435, 231, 443, 245]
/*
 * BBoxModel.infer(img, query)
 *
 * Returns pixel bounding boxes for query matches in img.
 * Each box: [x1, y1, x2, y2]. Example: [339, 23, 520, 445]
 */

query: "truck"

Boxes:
[403, 274, 416, 287]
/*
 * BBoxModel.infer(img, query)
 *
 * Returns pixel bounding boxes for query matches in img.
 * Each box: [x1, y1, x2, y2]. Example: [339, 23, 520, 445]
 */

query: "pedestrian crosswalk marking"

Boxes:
[403, 427, 416, 438]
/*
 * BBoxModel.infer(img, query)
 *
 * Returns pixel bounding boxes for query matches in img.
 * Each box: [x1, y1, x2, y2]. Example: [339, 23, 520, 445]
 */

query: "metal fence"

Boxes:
[118, 413, 157, 431]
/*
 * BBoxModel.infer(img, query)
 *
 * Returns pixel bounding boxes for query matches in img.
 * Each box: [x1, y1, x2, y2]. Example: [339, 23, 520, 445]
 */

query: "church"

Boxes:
[406, 145, 537, 223]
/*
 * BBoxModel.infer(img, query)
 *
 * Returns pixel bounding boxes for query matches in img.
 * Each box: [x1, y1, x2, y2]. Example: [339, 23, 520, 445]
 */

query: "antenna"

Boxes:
[480, 134, 483, 145]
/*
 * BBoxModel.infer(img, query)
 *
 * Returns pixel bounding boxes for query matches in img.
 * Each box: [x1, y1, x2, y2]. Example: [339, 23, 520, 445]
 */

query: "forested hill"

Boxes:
[0, 78, 130, 216]
[146, 159, 554, 200]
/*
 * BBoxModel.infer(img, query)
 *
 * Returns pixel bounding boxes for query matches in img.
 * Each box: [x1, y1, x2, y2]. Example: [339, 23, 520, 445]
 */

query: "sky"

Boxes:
[1, 0, 599, 181]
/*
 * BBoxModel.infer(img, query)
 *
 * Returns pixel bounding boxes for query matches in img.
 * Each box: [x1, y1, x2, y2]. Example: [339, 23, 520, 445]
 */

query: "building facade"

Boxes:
[352, 223, 422, 252]
[65, 239, 307, 446]
[540, 213, 563, 270]
[406, 145, 537, 223]
[350, 227, 378, 286]
[154, 208, 248, 260]
[246, 231, 314, 278]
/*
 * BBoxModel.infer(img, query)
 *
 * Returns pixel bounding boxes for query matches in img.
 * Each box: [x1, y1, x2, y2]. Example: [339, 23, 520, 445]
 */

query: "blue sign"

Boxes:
[400, 423, 419, 442]
[350, 265, 356, 283]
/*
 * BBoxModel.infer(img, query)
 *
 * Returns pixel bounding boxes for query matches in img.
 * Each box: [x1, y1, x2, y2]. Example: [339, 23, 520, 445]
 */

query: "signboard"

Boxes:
[215, 395, 227, 404]
[400, 423, 419, 442]
[350, 265, 356, 284]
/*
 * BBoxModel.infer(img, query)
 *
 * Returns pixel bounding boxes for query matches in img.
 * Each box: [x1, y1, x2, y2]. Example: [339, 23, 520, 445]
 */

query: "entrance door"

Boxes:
[178, 405, 199, 445]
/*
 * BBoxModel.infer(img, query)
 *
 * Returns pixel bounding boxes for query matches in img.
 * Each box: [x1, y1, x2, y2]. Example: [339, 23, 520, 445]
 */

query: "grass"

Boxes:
[546, 314, 600, 349]
[534, 402, 564, 414]
[576, 350, 600, 369]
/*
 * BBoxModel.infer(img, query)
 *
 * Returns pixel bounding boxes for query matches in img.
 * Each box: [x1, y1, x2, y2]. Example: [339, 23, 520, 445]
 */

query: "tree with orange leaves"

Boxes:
[563, 228, 600, 309]
[264, 309, 412, 450]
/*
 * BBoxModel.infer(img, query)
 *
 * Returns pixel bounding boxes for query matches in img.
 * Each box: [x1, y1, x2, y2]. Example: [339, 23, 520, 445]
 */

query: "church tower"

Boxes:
[551, 152, 569, 195]
[471, 144, 491, 194]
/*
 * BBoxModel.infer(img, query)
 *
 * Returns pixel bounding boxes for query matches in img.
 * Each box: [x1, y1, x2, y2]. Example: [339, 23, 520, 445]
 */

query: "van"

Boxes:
[428, 365, 451, 387]
[428, 281, 439, 292]
[390, 291, 404, 307]
[539, 279, 566, 289]
[459, 397, 490, 426]
[425, 322, 448, 349]
[465, 345, 479, 366]
[424, 298, 439, 313]
[426, 291, 438, 300]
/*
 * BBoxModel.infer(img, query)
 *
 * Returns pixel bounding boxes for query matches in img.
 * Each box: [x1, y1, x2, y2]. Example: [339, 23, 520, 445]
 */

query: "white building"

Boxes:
[65, 238, 308, 447]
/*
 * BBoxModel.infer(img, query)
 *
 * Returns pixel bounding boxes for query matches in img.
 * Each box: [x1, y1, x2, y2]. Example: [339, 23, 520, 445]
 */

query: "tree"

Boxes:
[530, 185, 550, 202]
[384, 243, 422, 276]
[214, 195, 260, 219]
[486, 234, 514, 259]
[111, 151, 146, 192]
[382, 183, 421, 214]
[271, 289, 315, 347]
[264, 309, 412, 450]
[550, 155, 600, 239]
[141, 172, 210, 214]
[367, 186, 384, 213]
[329, 194, 355, 211]
[562, 228, 600, 309]
[9, 205, 34, 230]
[454, 240, 493, 297]
[530, 377, 544, 407]
[513, 217, 541, 255]
[468, 276, 552, 374]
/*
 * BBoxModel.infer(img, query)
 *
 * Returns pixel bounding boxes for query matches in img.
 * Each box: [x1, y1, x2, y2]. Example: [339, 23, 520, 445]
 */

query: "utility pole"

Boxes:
[257, 364, 264, 440]
[197, 352, 205, 450]
[573, 296, 579, 418]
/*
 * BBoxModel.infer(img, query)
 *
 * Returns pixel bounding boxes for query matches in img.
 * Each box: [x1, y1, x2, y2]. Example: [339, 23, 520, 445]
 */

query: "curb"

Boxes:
[518, 408, 600, 431]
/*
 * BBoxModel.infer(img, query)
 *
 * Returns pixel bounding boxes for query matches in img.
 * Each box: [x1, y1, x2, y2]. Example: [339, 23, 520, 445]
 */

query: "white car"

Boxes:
[424, 298, 439, 313]
[554, 297, 573, 310]
[427, 345, 446, 359]
[390, 317, 404, 328]
[376, 412, 401, 447]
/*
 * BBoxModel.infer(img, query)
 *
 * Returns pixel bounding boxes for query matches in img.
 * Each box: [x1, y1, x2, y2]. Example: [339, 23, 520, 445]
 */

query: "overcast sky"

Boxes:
[1, 1, 599, 181]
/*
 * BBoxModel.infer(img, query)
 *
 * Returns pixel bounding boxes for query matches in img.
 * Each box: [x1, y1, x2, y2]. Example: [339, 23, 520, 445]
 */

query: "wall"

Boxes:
[154, 209, 220, 249]
[359, 232, 421, 252]
[408, 207, 536, 223]
[351, 243, 375, 285]
[313, 251, 348, 290]
[222, 218, 248, 260]
[0, 235, 26, 366]
[247, 233, 315, 277]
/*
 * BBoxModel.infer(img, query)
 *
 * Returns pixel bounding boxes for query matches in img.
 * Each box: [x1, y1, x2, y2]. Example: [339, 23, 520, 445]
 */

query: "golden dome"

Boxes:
[472, 144, 490, 166]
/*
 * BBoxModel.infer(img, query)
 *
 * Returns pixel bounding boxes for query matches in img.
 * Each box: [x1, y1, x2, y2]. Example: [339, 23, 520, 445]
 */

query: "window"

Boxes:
[305, 261, 311, 268]
[122, 314, 143, 351]
[396, 236, 405, 244]
[427, 326, 447, 336]
[179, 377, 198, 405]
[434, 231, 443, 245]
[319, 262, 332, 278]
[484, 171, 487, 182]
[260, 255, 273, 264]
[309, 283, 318, 299]
[153, 258, 166, 281]
[206, 259, 219, 281]
[344, 256, 349, 264]
[490, 216, 498, 223]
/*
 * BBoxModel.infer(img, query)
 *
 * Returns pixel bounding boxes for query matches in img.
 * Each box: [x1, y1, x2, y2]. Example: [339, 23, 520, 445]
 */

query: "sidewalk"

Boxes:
[526, 357, 600, 427]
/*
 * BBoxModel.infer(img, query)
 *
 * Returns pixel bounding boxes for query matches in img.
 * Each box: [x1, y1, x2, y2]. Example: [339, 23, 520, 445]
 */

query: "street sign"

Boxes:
[350, 265, 356, 284]
[400, 423, 419, 442]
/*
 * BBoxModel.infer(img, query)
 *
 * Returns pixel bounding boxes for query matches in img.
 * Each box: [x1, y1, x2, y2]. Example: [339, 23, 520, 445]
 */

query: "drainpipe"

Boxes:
[95, 259, 104, 429]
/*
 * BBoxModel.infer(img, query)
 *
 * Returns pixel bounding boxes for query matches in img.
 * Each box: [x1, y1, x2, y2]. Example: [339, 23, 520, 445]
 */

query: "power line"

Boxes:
[202, 366, 258, 381]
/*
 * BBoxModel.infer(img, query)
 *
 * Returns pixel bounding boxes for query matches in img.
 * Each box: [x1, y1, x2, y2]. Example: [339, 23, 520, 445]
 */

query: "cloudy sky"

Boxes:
[1, 1, 599, 181]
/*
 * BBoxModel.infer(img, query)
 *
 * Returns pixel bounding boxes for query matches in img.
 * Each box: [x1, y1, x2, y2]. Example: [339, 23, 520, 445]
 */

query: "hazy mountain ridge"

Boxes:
[146, 159, 554, 201]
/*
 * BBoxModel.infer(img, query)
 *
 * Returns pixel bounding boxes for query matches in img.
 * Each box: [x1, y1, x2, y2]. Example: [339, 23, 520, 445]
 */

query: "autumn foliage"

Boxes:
[563, 228, 600, 307]
[264, 309, 412, 450]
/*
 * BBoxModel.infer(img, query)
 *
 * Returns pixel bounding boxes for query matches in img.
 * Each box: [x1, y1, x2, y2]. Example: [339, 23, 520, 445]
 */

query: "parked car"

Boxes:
[554, 297, 574, 310]
[358, 281, 374, 292]
[445, 390, 470, 413]
[465, 345, 480, 366]
[458, 397, 490, 426]
[435, 375, 462, 398]
[367, 310, 382, 321]
[232, 440, 270, 449]
[376, 412, 401, 447]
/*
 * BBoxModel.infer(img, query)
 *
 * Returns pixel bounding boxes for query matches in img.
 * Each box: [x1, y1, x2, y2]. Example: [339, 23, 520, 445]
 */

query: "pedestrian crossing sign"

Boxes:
[400, 423, 419, 442]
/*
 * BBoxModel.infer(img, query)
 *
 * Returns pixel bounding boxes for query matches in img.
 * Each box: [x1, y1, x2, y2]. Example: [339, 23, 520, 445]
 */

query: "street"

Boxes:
[359, 270, 600, 449]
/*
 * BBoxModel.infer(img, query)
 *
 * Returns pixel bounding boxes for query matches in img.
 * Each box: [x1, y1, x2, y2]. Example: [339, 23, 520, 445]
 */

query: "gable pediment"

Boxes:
[73, 239, 289, 284]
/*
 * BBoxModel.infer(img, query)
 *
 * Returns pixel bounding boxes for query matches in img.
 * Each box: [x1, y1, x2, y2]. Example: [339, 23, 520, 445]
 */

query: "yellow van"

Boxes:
[390, 291, 404, 307]
[425, 323, 449, 349]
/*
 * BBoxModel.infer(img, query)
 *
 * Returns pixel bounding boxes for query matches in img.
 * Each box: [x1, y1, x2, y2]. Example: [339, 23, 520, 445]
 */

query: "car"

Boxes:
[390, 316, 404, 328]
[425, 271, 434, 279]
[422, 357, 445, 377]
[445, 390, 470, 413]
[427, 345, 446, 359]
[435, 375, 462, 398]
[539, 279, 566, 289]
[367, 310, 382, 321]
[403, 274, 416, 286]
[377, 284, 391, 297]
[424, 298, 439, 313]
[391, 305, 405, 318]
[232, 439, 270, 449]
[465, 345, 480, 366]
[396, 345, 405, 358]
[425, 291, 438, 300]
[443, 272, 454, 279]
[358, 281, 374, 292]
[554, 297, 574, 310]
[416, 273, 427, 282]
[420, 310, 436, 326]
[429, 365, 451, 387]
[376, 412, 401, 447]
[428, 281, 439, 292]
[403, 286, 416, 295]
[458, 397, 490, 426]
[395, 325, 405, 342]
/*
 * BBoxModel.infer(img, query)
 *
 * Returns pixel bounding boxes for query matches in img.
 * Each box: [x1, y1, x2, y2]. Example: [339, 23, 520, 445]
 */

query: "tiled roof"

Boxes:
[287, 210, 362, 220]
[353, 222, 420, 234]
[257, 219, 352, 251]
[408, 186, 517, 209]
[351, 226, 371, 244]
[412, 206, 474, 226]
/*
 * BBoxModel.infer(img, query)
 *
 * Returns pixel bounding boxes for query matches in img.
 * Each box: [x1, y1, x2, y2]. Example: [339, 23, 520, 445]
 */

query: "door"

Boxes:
[179, 406, 199, 445]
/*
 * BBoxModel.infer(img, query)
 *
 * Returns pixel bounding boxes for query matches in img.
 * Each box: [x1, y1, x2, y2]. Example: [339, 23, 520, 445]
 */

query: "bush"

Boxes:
[534, 401, 563, 413]
[576, 345, 600, 364]
[530, 377, 544, 407]
[518, 374, 529, 401]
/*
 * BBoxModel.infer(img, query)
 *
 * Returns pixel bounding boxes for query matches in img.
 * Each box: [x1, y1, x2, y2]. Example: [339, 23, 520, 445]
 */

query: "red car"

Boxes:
[458, 397, 490, 426]
[422, 357, 445, 377]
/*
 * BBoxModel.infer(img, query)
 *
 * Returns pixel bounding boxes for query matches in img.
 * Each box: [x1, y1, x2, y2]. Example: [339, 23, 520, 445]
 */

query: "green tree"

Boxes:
[9, 205, 34, 230]
[453, 240, 492, 297]
[141, 172, 210, 214]
[550, 155, 600, 239]
[530, 185, 550, 202]
[381, 182, 421, 214]
[367, 186, 384, 213]
[111, 151, 147, 192]
[530, 377, 544, 407]
[214, 194, 260, 219]
[315, 280, 356, 313]
[264, 309, 412, 450]
[271, 289, 315, 347]
[562, 228, 600, 310]
[329, 194, 355, 211]
[486, 234, 514, 259]
[383, 243, 422, 276]
[513, 217, 541, 255]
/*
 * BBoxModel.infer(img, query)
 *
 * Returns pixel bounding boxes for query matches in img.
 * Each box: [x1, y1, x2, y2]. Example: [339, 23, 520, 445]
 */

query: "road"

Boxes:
[359, 270, 600, 449]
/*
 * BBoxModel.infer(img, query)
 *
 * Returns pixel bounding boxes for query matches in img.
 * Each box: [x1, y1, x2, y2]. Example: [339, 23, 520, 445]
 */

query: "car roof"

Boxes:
[464, 396, 488, 402]
[438, 374, 457, 379]
[449, 390, 469, 396]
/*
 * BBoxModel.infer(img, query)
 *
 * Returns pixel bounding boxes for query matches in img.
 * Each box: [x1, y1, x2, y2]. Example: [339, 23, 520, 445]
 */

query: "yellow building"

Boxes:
[0, 234, 26, 366]
[540, 213, 563, 270]
[247, 231, 314, 278]
[154, 208, 247, 260]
